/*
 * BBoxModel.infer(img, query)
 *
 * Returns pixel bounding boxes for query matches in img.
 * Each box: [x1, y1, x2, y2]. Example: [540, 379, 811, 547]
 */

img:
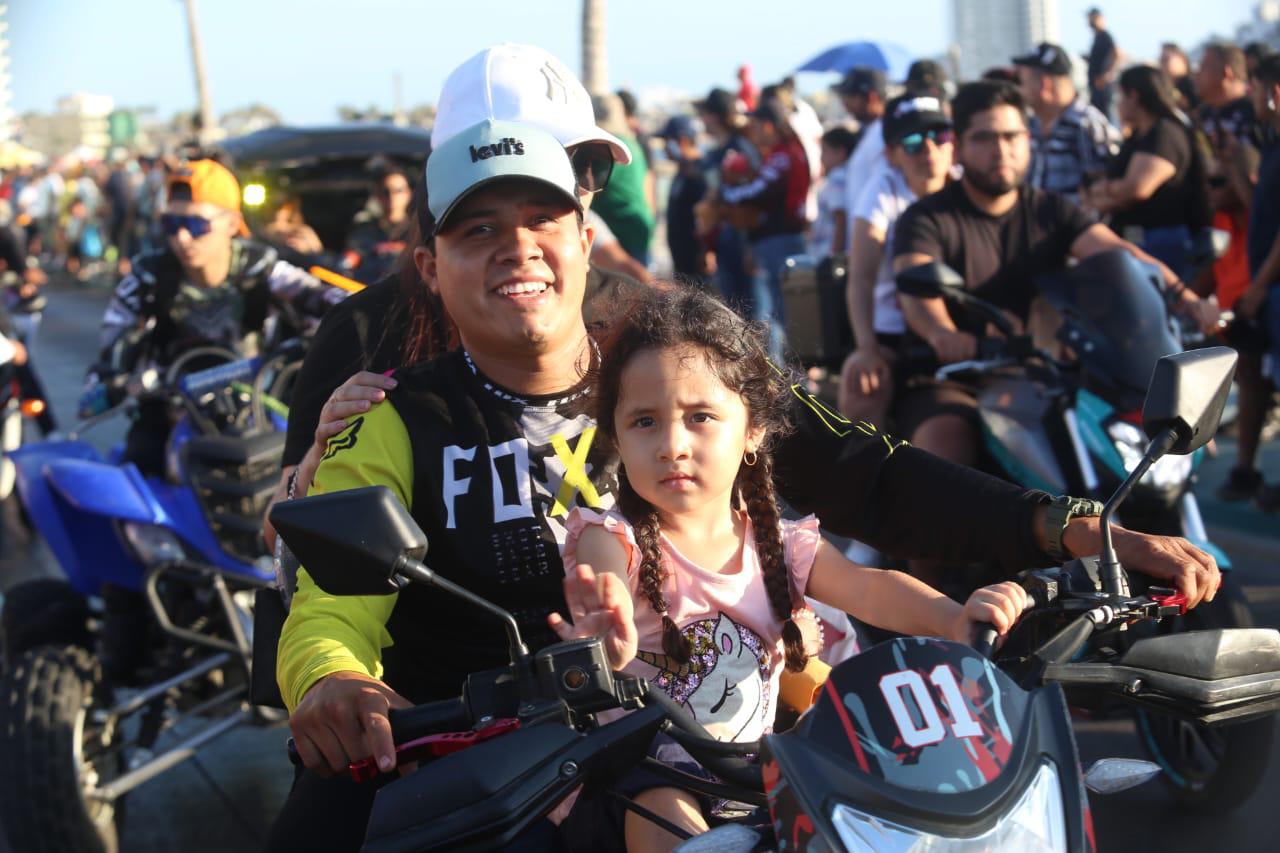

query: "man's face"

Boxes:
[1017, 67, 1045, 108]
[842, 93, 872, 124]
[1194, 52, 1225, 102]
[888, 129, 954, 188]
[421, 180, 591, 360]
[1161, 47, 1188, 79]
[956, 105, 1029, 197]
[1087, 12, 1102, 31]
[377, 174, 412, 221]
[1255, 79, 1280, 123]
[163, 200, 238, 272]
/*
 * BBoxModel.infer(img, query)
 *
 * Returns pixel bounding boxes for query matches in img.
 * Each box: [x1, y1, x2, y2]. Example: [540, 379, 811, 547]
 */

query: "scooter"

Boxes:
[270, 347, 1280, 852]
[0, 344, 300, 853]
[894, 250, 1274, 811]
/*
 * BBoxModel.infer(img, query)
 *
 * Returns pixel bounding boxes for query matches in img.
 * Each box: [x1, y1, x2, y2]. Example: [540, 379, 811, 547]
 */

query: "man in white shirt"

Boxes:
[836, 68, 889, 247]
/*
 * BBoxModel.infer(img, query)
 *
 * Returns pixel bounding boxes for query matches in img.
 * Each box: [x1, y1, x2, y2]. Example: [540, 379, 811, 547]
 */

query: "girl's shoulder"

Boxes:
[561, 507, 641, 577]
[778, 514, 823, 597]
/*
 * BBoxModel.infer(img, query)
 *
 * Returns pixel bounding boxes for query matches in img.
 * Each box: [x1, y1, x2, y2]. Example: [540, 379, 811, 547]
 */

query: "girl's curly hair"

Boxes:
[592, 285, 806, 672]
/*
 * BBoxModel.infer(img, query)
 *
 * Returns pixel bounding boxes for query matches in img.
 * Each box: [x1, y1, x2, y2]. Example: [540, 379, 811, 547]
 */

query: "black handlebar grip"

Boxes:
[972, 624, 1000, 659]
[387, 697, 470, 743]
[287, 737, 302, 767]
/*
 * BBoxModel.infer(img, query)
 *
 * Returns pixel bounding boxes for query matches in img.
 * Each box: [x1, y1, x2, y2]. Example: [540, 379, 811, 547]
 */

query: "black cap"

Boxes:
[748, 98, 789, 128]
[658, 114, 700, 141]
[833, 67, 887, 98]
[693, 87, 736, 119]
[1086, 6, 1102, 16]
[882, 94, 951, 147]
[905, 59, 948, 95]
[1012, 42, 1073, 76]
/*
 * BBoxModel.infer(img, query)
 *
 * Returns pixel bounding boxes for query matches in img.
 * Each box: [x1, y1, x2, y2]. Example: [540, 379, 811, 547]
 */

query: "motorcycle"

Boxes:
[893, 250, 1275, 810]
[269, 346, 1280, 852]
[0, 341, 302, 853]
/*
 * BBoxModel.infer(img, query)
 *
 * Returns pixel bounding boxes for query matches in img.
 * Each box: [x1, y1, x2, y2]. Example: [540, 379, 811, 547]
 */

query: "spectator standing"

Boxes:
[721, 97, 811, 358]
[656, 115, 709, 279]
[1227, 55, 1280, 508]
[807, 126, 859, 260]
[617, 89, 658, 215]
[737, 63, 759, 112]
[696, 87, 759, 311]
[344, 167, 412, 285]
[835, 68, 889, 240]
[1086, 7, 1119, 118]
[1088, 66, 1209, 281]
[1195, 43, 1259, 155]
[1161, 43, 1199, 111]
[1245, 42, 1276, 82]
[904, 59, 949, 100]
[590, 93, 656, 266]
[1014, 42, 1120, 201]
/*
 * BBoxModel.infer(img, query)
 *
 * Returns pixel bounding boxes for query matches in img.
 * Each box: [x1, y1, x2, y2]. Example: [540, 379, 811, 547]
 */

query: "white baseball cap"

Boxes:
[433, 44, 633, 166]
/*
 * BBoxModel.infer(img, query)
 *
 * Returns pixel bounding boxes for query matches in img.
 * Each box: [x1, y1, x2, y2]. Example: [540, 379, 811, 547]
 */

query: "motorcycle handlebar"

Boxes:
[972, 624, 1000, 659]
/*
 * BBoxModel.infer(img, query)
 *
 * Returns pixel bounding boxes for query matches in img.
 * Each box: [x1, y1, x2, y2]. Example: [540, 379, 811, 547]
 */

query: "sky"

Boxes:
[8, 0, 1262, 124]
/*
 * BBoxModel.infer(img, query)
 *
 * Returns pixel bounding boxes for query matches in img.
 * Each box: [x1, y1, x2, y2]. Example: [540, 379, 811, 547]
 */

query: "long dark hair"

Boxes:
[592, 287, 807, 672]
[1119, 65, 1182, 123]
[377, 175, 453, 366]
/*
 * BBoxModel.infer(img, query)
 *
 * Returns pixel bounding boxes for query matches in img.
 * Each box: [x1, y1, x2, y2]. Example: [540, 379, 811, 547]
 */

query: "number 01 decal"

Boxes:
[878, 665, 983, 748]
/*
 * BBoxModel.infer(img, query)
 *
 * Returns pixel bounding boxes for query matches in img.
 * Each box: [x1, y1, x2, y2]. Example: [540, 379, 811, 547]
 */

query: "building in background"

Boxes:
[1235, 0, 1280, 47]
[951, 0, 1059, 82]
[20, 93, 114, 160]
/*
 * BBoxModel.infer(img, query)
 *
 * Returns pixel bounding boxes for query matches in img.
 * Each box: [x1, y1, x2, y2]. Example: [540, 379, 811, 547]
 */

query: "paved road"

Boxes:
[2, 278, 1278, 851]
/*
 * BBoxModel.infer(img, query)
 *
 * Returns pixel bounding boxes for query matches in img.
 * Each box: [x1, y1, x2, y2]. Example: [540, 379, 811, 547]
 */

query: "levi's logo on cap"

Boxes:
[469, 137, 526, 162]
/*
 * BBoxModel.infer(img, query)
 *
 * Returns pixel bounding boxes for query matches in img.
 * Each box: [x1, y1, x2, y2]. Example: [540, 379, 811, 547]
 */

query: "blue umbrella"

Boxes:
[796, 41, 914, 81]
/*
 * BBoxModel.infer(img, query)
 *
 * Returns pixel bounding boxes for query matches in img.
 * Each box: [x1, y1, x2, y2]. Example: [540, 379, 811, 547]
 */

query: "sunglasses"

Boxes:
[160, 212, 219, 237]
[898, 127, 956, 155]
[569, 143, 615, 193]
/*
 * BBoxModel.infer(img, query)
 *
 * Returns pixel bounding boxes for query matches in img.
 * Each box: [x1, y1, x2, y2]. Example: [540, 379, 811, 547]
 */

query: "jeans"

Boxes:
[714, 224, 752, 310]
[749, 232, 807, 361]
[1138, 224, 1193, 283]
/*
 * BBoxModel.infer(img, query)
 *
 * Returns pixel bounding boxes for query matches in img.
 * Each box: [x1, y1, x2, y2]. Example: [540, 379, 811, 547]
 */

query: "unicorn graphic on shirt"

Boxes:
[635, 612, 771, 742]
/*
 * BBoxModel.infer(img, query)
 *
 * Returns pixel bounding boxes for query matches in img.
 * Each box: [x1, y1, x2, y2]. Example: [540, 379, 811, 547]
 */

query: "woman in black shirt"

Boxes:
[1088, 65, 1209, 279]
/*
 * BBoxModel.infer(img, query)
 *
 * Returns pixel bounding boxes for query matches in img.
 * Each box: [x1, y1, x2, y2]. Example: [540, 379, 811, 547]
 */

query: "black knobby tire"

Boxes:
[1, 579, 92, 667]
[0, 646, 122, 853]
[1135, 576, 1276, 811]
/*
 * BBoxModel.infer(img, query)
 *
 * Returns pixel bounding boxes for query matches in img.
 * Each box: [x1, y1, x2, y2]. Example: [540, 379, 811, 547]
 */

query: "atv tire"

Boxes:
[1, 578, 92, 667]
[1135, 575, 1276, 812]
[0, 646, 123, 853]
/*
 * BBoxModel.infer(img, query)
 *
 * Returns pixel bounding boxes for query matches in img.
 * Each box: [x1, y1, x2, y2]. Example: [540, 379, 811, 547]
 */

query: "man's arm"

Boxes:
[99, 270, 145, 357]
[892, 250, 978, 363]
[266, 259, 350, 316]
[721, 149, 790, 207]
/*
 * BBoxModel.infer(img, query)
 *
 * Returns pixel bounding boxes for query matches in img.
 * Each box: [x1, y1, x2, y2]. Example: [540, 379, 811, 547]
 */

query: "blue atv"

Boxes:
[0, 342, 301, 853]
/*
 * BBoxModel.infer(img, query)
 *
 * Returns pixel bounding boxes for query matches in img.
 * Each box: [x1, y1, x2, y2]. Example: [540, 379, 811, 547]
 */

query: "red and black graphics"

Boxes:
[796, 637, 1030, 794]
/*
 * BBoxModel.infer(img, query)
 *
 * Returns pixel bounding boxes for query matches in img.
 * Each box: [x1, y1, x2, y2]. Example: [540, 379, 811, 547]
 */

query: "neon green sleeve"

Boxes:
[276, 402, 414, 712]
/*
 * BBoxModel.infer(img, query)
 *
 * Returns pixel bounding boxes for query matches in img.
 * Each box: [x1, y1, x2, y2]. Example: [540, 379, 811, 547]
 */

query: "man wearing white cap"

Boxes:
[272, 44, 644, 544]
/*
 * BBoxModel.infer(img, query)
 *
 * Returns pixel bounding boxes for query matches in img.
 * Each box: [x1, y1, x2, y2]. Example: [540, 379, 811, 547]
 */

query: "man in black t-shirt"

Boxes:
[890, 82, 1217, 469]
[1086, 8, 1118, 118]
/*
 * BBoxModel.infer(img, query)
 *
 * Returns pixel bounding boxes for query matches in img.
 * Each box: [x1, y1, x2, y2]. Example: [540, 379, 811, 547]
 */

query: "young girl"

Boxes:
[549, 286, 1026, 853]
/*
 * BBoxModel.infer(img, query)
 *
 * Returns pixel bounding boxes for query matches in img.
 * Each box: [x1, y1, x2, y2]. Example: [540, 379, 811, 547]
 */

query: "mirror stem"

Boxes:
[395, 555, 530, 661]
[1098, 426, 1180, 595]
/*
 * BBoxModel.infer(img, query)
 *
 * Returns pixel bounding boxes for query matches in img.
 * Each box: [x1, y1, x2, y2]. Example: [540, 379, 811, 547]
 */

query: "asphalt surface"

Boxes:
[1, 276, 1277, 852]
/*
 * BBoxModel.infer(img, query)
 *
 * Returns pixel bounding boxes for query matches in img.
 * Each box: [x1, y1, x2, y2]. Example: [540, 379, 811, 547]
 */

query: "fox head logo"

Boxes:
[322, 416, 364, 460]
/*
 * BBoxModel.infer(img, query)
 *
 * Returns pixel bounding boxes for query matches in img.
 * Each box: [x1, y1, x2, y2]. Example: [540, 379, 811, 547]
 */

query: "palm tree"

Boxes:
[581, 0, 608, 96]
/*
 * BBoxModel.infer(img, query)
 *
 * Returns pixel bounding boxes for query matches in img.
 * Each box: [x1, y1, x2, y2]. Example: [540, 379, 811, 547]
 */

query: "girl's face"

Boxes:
[613, 345, 764, 523]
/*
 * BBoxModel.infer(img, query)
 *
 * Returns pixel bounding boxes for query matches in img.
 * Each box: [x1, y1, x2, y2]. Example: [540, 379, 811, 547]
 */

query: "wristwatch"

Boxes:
[1044, 495, 1104, 562]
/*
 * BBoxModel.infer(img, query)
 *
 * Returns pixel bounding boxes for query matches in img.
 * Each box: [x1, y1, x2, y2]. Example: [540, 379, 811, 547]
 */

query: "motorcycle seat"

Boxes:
[1120, 629, 1280, 681]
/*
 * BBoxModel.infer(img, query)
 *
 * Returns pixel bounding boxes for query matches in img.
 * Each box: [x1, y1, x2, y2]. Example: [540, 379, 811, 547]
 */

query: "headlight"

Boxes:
[122, 522, 190, 564]
[1105, 421, 1192, 490]
[831, 761, 1067, 852]
[243, 183, 267, 207]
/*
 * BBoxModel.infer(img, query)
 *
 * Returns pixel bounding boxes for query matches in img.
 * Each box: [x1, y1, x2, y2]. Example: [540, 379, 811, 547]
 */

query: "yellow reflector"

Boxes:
[309, 266, 366, 294]
[21, 399, 46, 418]
[243, 183, 267, 207]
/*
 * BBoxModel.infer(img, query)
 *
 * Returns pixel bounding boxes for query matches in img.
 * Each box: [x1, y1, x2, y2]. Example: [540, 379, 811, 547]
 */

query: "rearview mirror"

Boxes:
[895, 262, 966, 299]
[1141, 347, 1237, 455]
[269, 485, 428, 596]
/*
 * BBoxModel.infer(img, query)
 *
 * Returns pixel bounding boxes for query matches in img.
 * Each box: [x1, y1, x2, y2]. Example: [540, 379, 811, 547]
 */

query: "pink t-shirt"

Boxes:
[562, 508, 821, 742]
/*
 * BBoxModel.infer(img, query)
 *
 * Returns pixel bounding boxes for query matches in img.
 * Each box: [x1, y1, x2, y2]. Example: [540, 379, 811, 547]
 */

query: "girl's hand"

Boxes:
[951, 582, 1028, 646]
[548, 564, 637, 671]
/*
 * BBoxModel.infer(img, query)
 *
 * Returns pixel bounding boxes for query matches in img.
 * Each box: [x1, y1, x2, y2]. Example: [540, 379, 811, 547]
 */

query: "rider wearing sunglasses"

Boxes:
[94, 159, 348, 478]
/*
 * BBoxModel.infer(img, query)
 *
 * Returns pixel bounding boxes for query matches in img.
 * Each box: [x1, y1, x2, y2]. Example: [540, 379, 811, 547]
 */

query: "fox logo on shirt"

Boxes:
[469, 138, 526, 162]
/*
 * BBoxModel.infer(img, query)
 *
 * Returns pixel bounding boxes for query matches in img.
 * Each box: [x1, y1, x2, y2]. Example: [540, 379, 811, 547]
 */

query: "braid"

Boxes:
[617, 471, 692, 663]
[743, 454, 808, 672]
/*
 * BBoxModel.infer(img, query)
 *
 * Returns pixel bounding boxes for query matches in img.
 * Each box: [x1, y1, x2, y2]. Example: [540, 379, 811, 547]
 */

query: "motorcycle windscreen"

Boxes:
[793, 638, 1031, 794]
[1035, 249, 1180, 398]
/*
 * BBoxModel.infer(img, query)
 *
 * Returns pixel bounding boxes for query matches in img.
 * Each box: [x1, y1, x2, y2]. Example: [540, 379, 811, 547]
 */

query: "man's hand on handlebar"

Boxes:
[548, 564, 637, 671]
[1061, 516, 1221, 608]
[926, 328, 978, 365]
[289, 671, 412, 778]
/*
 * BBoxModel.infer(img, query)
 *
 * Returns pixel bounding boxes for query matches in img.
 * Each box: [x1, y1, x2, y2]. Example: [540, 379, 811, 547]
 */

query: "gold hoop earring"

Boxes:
[743, 451, 758, 467]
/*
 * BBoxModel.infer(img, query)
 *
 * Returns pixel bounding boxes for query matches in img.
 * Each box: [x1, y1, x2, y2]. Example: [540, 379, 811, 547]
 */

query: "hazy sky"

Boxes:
[9, 0, 1260, 123]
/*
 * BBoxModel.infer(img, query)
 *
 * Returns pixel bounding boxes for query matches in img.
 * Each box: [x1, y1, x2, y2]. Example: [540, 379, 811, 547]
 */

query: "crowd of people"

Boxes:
[0, 10, 1275, 851]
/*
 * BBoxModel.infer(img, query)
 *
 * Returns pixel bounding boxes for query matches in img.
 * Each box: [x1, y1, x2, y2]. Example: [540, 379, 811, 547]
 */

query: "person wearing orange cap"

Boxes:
[92, 159, 347, 478]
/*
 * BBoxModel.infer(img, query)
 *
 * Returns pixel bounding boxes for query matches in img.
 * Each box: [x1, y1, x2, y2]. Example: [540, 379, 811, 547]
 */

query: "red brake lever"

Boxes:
[348, 717, 520, 782]
[1150, 590, 1189, 617]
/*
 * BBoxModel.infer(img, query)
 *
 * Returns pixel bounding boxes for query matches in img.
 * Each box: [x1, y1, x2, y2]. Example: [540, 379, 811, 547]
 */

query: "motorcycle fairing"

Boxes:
[764, 638, 1091, 850]
[978, 375, 1068, 495]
